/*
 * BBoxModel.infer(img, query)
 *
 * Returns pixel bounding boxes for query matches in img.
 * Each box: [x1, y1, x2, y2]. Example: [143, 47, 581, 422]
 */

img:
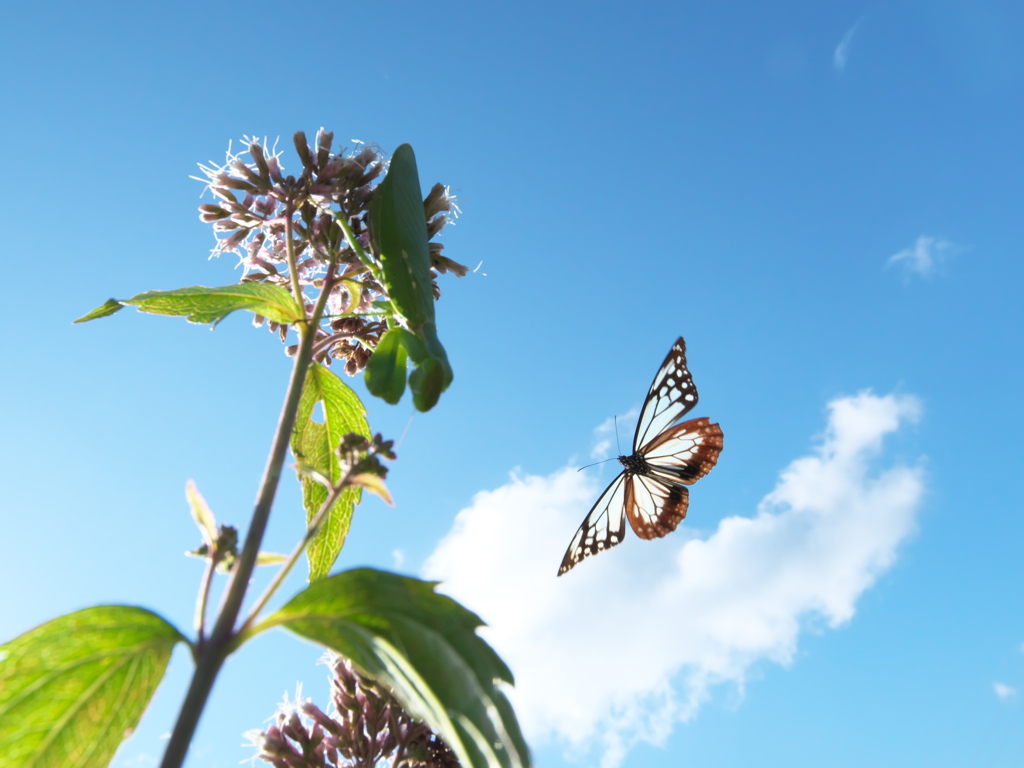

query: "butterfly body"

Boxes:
[557, 338, 723, 576]
[619, 451, 651, 475]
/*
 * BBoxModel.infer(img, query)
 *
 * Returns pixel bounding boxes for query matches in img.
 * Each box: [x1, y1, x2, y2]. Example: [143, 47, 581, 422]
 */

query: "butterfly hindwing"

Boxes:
[633, 337, 698, 450]
[557, 473, 628, 576]
[623, 417, 724, 540]
[625, 473, 689, 540]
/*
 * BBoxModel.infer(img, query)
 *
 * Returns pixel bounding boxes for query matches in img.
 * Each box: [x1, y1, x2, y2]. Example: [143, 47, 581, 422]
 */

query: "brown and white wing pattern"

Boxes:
[642, 417, 724, 485]
[624, 474, 689, 540]
[557, 473, 629, 576]
[633, 337, 698, 450]
[557, 336, 723, 576]
[625, 417, 724, 540]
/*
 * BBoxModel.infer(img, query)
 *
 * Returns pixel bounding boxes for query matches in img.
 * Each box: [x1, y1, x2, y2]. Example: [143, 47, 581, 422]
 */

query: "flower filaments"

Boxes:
[246, 654, 460, 767]
[195, 130, 466, 374]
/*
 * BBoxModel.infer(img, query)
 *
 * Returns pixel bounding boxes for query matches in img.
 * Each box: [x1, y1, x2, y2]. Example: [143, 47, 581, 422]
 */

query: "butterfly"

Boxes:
[557, 337, 723, 576]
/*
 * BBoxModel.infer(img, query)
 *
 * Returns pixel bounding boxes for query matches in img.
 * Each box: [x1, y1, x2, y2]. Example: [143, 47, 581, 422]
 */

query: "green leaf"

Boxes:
[364, 144, 455, 412]
[370, 144, 435, 328]
[73, 299, 125, 323]
[255, 551, 289, 566]
[0, 606, 185, 768]
[407, 320, 453, 412]
[363, 327, 410, 405]
[409, 356, 446, 412]
[365, 324, 452, 412]
[419, 320, 453, 386]
[291, 364, 371, 581]
[261, 568, 530, 768]
[124, 283, 302, 325]
[348, 472, 394, 506]
[185, 479, 218, 547]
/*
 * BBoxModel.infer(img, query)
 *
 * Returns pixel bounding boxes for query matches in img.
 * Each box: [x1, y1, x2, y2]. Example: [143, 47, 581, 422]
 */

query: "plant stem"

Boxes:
[158, 260, 339, 768]
[283, 205, 307, 313]
[333, 207, 380, 279]
[233, 477, 349, 645]
[193, 555, 217, 653]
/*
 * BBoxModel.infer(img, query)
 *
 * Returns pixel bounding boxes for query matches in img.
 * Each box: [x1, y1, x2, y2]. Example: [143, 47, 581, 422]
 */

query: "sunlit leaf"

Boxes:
[73, 299, 125, 323]
[338, 279, 364, 314]
[260, 568, 530, 768]
[123, 283, 302, 325]
[185, 480, 218, 547]
[256, 551, 289, 566]
[291, 364, 370, 581]
[0, 606, 185, 768]
[348, 473, 394, 506]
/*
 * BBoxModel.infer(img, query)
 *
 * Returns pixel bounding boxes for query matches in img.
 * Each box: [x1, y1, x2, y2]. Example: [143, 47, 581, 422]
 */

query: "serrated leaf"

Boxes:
[73, 299, 125, 323]
[0, 606, 185, 768]
[370, 144, 435, 327]
[291, 364, 371, 581]
[124, 283, 302, 325]
[261, 569, 530, 768]
[363, 327, 410, 405]
[185, 480, 217, 547]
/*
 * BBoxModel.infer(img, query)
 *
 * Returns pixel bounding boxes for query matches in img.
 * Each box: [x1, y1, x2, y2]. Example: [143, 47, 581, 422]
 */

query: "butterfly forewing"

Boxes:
[557, 473, 628, 576]
[642, 417, 724, 485]
[633, 337, 698, 450]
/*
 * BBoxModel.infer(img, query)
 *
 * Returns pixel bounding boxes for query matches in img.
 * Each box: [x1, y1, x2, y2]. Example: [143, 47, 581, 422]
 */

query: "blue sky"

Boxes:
[1, 1, 1022, 767]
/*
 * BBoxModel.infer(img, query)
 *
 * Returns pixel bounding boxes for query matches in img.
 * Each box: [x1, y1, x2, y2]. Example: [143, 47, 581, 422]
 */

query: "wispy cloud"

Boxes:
[887, 235, 956, 278]
[423, 392, 924, 767]
[834, 21, 863, 72]
[994, 682, 1017, 701]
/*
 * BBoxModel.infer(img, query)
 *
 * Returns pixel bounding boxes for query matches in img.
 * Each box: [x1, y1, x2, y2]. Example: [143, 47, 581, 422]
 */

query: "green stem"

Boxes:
[233, 477, 351, 646]
[333, 208, 380, 279]
[283, 205, 307, 313]
[158, 261, 339, 768]
[193, 555, 217, 654]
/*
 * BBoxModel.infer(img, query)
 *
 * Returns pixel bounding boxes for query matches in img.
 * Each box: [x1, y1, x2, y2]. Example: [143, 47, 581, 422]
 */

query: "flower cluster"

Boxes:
[337, 433, 396, 482]
[248, 654, 459, 768]
[195, 130, 466, 375]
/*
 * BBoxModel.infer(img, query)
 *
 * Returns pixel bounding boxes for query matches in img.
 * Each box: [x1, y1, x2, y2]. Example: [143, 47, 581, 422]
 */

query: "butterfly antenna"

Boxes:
[577, 457, 617, 472]
[614, 415, 621, 455]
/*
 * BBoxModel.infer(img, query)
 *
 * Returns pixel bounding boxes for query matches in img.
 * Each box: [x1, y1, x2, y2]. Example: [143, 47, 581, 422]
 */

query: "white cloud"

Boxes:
[887, 235, 956, 277]
[834, 21, 862, 72]
[423, 392, 924, 767]
[995, 682, 1016, 701]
